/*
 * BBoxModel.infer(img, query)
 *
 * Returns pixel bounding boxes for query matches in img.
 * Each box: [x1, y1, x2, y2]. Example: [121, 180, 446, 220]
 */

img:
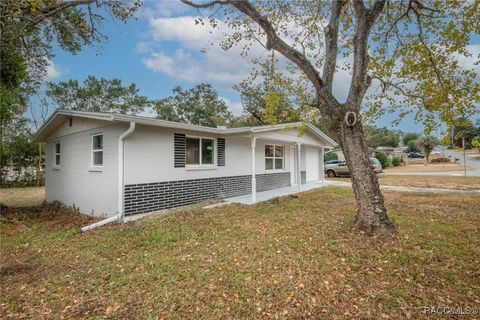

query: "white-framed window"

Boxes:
[92, 134, 103, 167]
[186, 137, 214, 166]
[54, 142, 61, 167]
[265, 144, 284, 170]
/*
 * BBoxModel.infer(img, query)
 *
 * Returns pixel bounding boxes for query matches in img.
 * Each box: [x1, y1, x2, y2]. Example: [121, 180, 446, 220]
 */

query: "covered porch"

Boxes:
[223, 122, 337, 205]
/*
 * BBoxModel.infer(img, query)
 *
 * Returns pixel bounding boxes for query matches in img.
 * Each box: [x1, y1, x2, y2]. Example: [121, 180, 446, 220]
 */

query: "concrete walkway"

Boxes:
[226, 180, 336, 205]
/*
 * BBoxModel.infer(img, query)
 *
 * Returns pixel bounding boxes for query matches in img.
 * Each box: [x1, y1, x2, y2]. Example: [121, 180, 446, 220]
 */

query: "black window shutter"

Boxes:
[174, 133, 186, 167]
[217, 138, 225, 166]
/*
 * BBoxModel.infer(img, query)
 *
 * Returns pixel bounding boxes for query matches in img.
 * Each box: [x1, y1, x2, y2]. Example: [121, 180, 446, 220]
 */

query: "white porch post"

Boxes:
[297, 143, 301, 192]
[320, 147, 325, 185]
[251, 136, 257, 204]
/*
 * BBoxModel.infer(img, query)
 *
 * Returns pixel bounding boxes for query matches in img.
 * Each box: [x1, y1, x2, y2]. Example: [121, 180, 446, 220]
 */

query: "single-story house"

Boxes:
[33, 110, 337, 219]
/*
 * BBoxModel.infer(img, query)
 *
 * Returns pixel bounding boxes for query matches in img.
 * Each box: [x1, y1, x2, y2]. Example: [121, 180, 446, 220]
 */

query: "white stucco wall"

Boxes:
[43, 118, 329, 216]
[45, 120, 126, 217]
[123, 125, 318, 185]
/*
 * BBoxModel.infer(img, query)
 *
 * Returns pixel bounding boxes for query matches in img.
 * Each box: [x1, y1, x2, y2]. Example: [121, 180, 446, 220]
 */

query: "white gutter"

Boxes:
[80, 121, 136, 232]
[118, 122, 136, 222]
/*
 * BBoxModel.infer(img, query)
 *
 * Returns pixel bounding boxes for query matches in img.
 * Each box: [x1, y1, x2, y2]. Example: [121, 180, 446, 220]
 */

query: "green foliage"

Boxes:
[392, 156, 401, 167]
[416, 136, 440, 162]
[1, 0, 141, 97]
[442, 136, 452, 147]
[324, 152, 338, 162]
[472, 136, 480, 152]
[453, 118, 480, 149]
[403, 133, 420, 146]
[407, 140, 420, 153]
[367, 1, 480, 130]
[0, 117, 42, 187]
[0, 44, 29, 140]
[197, 1, 480, 132]
[0, 44, 29, 91]
[364, 126, 400, 148]
[154, 83, 233, 127]
[375, 152, 390, 169]
[46, 76, 150, 114]
[232, 61, 303, 127]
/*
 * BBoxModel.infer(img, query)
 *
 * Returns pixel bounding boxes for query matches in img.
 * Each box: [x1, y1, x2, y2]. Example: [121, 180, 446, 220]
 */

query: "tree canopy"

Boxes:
[416, 135, 439, 162]
[181, 0, 480, 235]
[364, 126, 400, 148]
[46, 76, 150, 114]
[154, 83, 233, 127]
[0, 0, 141, 97]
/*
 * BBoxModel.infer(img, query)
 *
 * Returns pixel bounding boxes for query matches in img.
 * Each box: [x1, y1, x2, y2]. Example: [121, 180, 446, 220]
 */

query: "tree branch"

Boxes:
[347, 0, 386, 108]
[180, 0, 228, 8]
[323, 0, 347, 93]
[182, 0, 339, 110]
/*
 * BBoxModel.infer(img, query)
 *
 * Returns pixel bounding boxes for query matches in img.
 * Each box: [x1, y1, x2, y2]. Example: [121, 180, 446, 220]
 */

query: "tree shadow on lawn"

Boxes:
[1, 188, 479, 319]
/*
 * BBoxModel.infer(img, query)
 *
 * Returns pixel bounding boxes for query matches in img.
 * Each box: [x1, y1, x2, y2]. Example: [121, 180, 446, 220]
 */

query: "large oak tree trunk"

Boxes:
[338, 118, 395, 236]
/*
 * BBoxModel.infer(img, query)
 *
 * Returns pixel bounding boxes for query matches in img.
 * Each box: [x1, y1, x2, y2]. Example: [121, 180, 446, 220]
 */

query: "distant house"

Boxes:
[33, 110, 337, 218]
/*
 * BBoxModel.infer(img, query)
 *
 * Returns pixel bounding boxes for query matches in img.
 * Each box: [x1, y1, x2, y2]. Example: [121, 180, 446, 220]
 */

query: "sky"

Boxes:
[39, 1, 479, 135]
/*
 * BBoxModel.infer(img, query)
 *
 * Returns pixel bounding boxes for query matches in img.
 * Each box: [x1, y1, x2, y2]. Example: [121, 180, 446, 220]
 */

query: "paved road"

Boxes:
[385, 149, 480, 177]
[441, 148, 480, 176]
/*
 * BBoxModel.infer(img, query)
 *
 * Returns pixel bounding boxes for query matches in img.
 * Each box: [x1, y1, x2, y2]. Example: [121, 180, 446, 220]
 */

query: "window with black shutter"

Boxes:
[174, 133, 186, 167]
[217, 138, 225, 166]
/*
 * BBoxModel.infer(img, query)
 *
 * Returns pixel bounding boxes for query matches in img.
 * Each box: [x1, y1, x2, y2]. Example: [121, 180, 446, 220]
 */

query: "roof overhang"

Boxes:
[32, 110, 338, 148]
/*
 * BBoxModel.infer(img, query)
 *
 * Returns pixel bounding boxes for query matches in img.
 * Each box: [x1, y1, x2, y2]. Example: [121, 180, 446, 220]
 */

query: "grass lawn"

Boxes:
[1, 188, 479, 319]
[0, 187, 45, 207]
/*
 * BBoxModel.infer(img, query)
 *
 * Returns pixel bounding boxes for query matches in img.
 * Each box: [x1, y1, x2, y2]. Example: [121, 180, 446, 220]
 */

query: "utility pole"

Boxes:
[463, 137, 467, 177]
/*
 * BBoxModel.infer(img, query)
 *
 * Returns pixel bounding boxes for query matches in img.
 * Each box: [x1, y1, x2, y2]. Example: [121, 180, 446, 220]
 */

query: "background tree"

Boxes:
[324, 151, 339, 162]
[1, 0, 140, 185]
[472, 136, 480, 153]
[452, 118, 479, 149]
[407, 140, 420, 153]
[182, 0, 479, 235]
[233, 80, 301, 126]
[403, 133, 419, 147]
[46, 76, 150, 114]
[231, 52, 307, 127]
[1, 0, 141, 104]
[374, 151, 390, 169]
[416, 136, 439, 163]
[364, 126, 400, 148]
[154, 83, 233, 127]
[0, 116, 39, 186]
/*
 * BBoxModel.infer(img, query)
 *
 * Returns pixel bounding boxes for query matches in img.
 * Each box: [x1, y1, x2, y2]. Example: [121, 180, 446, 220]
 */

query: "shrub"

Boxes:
[375, 152, 390, 168]
[392, 156, 401, 167]
[324, 152, 338, 162]
[430, 157, 451, 163]
[407, 140, 419, 152]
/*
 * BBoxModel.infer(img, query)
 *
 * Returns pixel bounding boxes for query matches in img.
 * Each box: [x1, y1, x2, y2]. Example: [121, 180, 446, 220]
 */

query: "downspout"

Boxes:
[80, 122, 136, 233]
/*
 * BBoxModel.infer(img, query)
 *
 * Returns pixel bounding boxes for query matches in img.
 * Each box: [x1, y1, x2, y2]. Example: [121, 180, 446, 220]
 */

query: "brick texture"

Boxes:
[124, 172, 295, 216]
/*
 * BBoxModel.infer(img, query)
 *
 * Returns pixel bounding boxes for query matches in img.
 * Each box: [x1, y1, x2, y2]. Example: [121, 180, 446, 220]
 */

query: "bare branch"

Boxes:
[411, 5, 446, 88]
[180, 0, 227, 9]
[182, 0, 339, 110]
[228, 1, 340, 108]
[323, 0, 348, 93]
[347, 0, 386, 108]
